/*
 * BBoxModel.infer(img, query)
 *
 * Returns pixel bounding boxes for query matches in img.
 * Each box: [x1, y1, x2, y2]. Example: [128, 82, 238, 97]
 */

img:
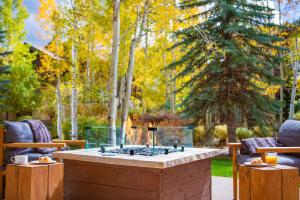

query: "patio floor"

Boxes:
[212, 176, 233, 200]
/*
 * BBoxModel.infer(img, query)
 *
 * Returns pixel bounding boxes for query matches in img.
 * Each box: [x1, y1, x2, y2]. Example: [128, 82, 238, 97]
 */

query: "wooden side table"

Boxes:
[5, 163, 63, 200]
[239, 164, 299, 200]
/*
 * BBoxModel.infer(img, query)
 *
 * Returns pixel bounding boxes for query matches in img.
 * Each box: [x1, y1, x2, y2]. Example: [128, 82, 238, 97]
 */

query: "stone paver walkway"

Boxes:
[212, 176, 233, 200]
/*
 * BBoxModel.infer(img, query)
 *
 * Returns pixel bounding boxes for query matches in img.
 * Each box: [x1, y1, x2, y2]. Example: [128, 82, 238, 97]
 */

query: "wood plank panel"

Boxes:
[162, 159, 211, 200]
[163, 159, 210, 190]
[5, 164, 64, 200]
[162, 174, 210, 200]
[5, 165, 19, 200]
[276, 165, 299, 200]
[239, 165, 251, 200]
[251, 167, 281, 200]
[64, 160, 162, 192]
[64, 159, 212, 200]
[48, 163, 64, 200]
[18, 165, 48, 200]
[65, 180, 160, 200]
[189, 190, 211, 200]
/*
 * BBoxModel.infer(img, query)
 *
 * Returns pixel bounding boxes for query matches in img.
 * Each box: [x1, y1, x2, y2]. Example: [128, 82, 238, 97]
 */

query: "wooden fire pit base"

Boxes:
[64, 159, 212, 200]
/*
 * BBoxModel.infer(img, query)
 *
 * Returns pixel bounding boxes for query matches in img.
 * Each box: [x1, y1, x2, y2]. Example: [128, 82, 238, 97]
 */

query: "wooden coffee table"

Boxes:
[5, 163, 63, 200]
[239, 164, 299, 200]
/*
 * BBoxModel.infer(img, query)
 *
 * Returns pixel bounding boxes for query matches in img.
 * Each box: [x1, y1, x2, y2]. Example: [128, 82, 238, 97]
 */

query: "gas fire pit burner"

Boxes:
[106, 146, 184, 156]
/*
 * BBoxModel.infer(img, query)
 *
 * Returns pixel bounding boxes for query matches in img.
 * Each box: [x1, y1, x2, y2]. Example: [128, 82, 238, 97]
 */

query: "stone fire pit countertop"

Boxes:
[52, 146, 222, 169]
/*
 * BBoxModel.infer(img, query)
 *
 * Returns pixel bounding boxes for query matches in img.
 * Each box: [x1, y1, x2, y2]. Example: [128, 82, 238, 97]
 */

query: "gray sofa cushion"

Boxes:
[4, 121, 35, 164]
[279, 120, 300, 146]
[238, 153, 300, 169]
[278, 119, 300, 157]
[4, 121, 34, 154]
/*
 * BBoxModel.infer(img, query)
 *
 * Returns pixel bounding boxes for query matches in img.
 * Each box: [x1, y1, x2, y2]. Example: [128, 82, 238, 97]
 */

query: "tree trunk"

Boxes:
[71, 44, 78, 140]
[119, 76, 126, 111]
[86, 44, 91, 89]
[163, 52, 168, 109]
[120, 39, 137, 144]
[170, 49, 176, 114]
[205, 109, 212, 131]
[120, 1, 149, 144]
[279, 63, 284, 124]
[86, 24, 94, 91]
[56, 76, 63, 140]
[289, 36, 299, 119]
[108, 0, 121, 146]
[227, 109, 236, 143]
[289, 61, 299, 119]
[278, 0, 284, 126]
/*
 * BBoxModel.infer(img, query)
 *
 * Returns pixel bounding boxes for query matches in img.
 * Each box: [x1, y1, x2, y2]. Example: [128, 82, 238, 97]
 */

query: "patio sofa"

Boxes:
[0, 120, 86, 198]
[229, 119, 300, 200]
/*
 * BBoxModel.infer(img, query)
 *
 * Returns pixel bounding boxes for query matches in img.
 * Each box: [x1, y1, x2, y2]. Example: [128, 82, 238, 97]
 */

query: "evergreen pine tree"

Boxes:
[171, 0, 287, 142]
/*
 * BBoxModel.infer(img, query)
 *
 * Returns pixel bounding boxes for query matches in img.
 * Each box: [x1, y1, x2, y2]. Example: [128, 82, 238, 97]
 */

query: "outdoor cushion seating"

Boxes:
[228, 119, 300, 200]
[23, 119, 57, 154]
[4, 120, 69, 164]
[0, 120, 86, 198]
[4, 120, 57, 164]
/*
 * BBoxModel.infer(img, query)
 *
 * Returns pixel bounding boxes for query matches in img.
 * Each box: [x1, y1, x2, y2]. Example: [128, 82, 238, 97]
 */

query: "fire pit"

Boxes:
[54, 125, 220, 200]
[105, 146, 184, 156]
[53, 146, 221, 200]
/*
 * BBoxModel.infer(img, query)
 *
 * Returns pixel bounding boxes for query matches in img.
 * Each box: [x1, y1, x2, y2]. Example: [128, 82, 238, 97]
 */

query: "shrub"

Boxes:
[253, 126, 273, 137]
[213, 125, 228, 145]
[16, 115, 33, 121]
[193, 125, 205, 145]
[61, 115, 107, 140]
[294, 112, 300, 120]
[236, 127, 253, 140]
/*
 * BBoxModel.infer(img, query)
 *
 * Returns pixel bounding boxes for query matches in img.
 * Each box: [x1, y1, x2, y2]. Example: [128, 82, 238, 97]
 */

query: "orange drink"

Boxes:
[266, 152, 278, 165]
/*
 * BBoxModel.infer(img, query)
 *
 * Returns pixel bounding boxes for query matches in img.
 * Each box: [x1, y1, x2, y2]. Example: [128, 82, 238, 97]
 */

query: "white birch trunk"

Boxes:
[56, 76, 63, 140]
[170, 49, 176, 114]
[289, 37, 299, 119]
[120, 1, 149, 144]
[86, 46, 91, 88]
[108, 0, 121, 146]
[279, 63, 284, 123]
[71, 44, 78, 140]
[86, 26, 93, 89]
[289, 61, 299, 119]
[119, 76, 126, 110]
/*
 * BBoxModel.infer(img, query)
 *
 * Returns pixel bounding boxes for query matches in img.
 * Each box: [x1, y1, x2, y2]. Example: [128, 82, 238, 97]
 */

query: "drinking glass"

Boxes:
[266, 152, 278, 165]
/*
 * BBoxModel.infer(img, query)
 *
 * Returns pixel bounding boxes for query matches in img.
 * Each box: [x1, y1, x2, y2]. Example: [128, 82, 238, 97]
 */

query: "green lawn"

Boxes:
[211, 157, 233, 177]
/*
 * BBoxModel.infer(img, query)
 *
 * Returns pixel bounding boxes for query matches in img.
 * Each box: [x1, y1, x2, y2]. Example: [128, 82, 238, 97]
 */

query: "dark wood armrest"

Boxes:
[256, 147, 300, 153]
[228, 143, 242, 148]
[53, 140, 86, 148]
[3, 143, 66, 149]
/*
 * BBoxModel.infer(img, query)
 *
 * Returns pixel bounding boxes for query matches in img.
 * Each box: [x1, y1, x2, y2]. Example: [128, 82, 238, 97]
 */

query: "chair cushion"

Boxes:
[240, 137, 278, 154]
[4, 121, 34, 155]
[238, 153, 300, 169]
[279, 119, 300, 146]
[23, 119, 56, 154]
[278, 119, 300, 157]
